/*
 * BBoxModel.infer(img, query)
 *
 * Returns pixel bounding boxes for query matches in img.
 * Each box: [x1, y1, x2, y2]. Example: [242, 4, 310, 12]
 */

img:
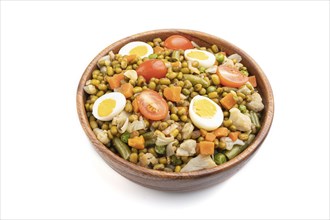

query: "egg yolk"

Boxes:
[193, 99, 216, 118]
[98, 98, 116, 117]
[187, 51, 208, 60]
[129, 46, 148, 57]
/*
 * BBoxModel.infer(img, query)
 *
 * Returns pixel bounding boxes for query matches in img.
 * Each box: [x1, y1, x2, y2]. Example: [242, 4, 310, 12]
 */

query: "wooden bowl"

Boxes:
[76, 29, 274, 192]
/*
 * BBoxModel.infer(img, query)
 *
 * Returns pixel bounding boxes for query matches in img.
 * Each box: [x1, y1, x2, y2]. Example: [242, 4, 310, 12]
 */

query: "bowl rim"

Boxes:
[76, 28, 274, 179]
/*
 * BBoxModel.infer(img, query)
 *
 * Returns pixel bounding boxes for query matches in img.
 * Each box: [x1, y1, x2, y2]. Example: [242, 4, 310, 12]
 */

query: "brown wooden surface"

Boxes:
[76, 29, 274, 192]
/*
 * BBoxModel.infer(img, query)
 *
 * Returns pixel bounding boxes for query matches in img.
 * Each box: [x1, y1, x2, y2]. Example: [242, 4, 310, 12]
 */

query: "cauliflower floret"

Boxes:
[93, 128, 110, 144]
[138, 153, 158, 167]
[181, 155, 216, 172]
[229, 108, 252, 132]
[237, 85, 252, 95]
[220, 137, 245, 150]
[84, 84, 97, 94]
[176, 139, 196, 156]
[247, 92, 264, 112]
[181, 123, 194, 140]
[166, 141, 176, 157]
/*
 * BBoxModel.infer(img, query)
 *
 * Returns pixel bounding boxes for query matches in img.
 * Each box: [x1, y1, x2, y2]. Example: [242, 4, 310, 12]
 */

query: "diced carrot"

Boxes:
[163, 86, 181, 102]
[200, 129, 208, 137]
[220, 93, 236, 110]
[128, 136, 145, 150]
[205, 132, 216, 142]
[198, 141, 215, 155]
[213, 127, 230, 138]
[107, 73, 124, 90]
[132, 98, 139, 113]
[229, 131, 240, 141]
[118, 83, 134, 98]
[153, 46, 164, 54]
[125, 54, 137, 64]
[248, 76, 257, 87]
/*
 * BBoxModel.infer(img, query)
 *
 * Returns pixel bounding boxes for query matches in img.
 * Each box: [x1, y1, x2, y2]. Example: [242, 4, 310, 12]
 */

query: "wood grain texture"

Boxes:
[76, 29, 274, 192]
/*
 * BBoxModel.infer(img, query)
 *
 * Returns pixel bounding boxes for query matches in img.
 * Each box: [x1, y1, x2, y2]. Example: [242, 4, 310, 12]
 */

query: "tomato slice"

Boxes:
[137, 90, 169, 120]
[136, 59, 167, 82]
[164, 35, 194, 50]
[217, 65, 249, 88]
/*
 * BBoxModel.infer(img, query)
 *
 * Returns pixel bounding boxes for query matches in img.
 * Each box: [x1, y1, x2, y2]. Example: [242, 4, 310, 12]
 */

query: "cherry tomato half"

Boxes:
[136, 59, 167, 82]
[217, 65, 249, 88]
[164, 35, 194, 50]
[137, 90, 169, 120]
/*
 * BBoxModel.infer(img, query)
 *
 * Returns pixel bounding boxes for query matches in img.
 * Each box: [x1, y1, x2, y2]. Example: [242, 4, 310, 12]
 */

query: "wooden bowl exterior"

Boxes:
[76, 29, 274, 192]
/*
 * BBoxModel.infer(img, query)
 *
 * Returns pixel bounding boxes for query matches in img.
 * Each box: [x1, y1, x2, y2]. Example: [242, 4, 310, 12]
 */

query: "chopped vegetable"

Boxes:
[127, 116, 146, 132]
[155, 134, 174, 146]
[183, 74, 209, 87]
[220, 137, 244, 150]
[225, 135, 255, 159]
[113, 137, 131, 160]
[138, 153, 158, 167]
[163, 86, 182, 102]
[112, 111, 129, 133]
[248, 76, 257, 87]
[181, 155, 216, 172]
[198, 141, 215, 155]
[93, 128, 110, 145]
[164, 35, 194, 50]
[247, 93, 264, 112]
[125, 54, 137, 64]
[214, 153, 227, 165]
[220, 93, 237, 110]
[136, 90, 169, 120]
[107, 73, 124, 90]
[123, 70, 138, 82]
[205, 132, 216, 142]
[155, 145, 166, 155]
[229, 108, 252, 132]
[120, 132, 130, 144]
[176, 139, 196, 156]
[166, 141, 176, 157]
[153, 45, 165, 54]
[132, 98, 139, 113]
[181, 123, 194, 140]
[250, 111, 261, 128]
[213, 127, 230, 137]
[128, 136, 145, 150]
[229, 131, 240, 141]
[118, 83, 134, 98]
[136, 59, 167, 82]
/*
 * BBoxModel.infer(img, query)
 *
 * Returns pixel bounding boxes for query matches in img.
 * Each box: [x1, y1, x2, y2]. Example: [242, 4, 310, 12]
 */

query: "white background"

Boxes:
[1, 1, 329, 219]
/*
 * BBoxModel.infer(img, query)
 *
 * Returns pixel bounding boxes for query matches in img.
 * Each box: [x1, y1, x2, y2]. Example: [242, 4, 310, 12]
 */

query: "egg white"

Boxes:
[118, 41, 153, 58]
[92, 92, 126, 121]
[184, 49, 216, 68]
[189, 95, 223, 131]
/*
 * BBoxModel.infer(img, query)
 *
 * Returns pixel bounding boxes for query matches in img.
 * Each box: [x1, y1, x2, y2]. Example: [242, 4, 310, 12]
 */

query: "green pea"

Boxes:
[207, 86, 216, 93]
[178, 108, 186, 116]
[214, 153, 227, 165]
[167, 72, 178, 79]
[239, 104, 247, 113]
[194, 83, 202, 91]
[182, 88, 190, 96]
[170, 114, 179, 121]
[211, 44, 219, 53]
[215, 53, 224, 63]
[181, 67, 190, 74]
[211, 74, 220, 85]
[160, 78, 171, 85]
[148, 81, 156, 90]
[155, 145, 166, 155]
[153, 164, 165, 170]
[199, 88, 206, 95]
[223, 119, 233, 127]
[192, 61, 199, 68]
[133, 87, 142, 93]
[208, 91, 218, 99]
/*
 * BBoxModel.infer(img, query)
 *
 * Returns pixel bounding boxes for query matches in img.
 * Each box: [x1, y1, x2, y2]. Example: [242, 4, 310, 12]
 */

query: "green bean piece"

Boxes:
[142, 131, 155, 140]
[113, 137, 131, 160]
[148, 54, 158, 59]
[250, 111, 261, 128]
[183, 74, 210, 88]
[155, 145, 166, 155]
[120, 132, 130, 144]
[214, 153, 227, 165]
[172, 50, 181, 61]
[225, 134, 255, 160]
[145, 138, 156, 147]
